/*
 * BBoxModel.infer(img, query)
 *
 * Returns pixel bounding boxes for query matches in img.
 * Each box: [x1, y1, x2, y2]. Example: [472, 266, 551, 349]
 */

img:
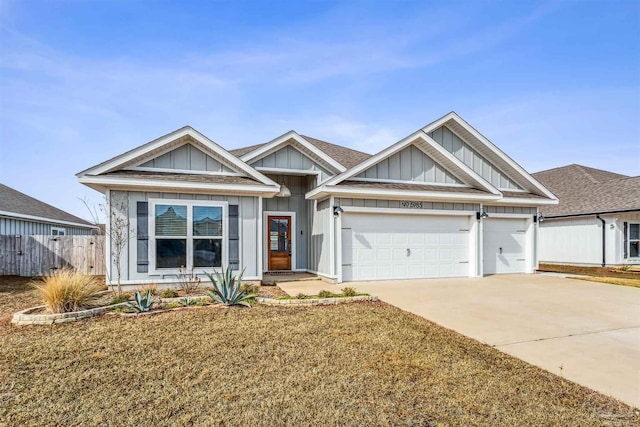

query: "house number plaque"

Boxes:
[401, 201, 423, 209]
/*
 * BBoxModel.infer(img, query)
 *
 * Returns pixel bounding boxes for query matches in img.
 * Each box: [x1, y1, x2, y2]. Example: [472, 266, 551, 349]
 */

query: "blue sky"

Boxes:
[0, 0, 638, 220]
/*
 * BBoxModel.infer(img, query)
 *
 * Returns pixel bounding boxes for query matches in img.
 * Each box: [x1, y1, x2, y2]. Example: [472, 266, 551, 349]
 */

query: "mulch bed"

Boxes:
[538, 263, 640, 279]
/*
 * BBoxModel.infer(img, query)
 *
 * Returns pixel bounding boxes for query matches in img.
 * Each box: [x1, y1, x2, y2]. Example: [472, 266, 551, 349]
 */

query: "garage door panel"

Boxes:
[342, 213, 471, 281]
[483, 218, 527, 275]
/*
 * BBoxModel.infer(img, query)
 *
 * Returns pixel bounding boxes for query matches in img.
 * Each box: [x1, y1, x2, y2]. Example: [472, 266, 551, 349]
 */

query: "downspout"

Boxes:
[596, 215, 606, 267]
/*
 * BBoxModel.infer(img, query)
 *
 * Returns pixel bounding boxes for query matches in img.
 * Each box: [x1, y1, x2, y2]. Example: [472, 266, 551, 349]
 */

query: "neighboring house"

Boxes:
[0, 183, 96, 236]
[77, 112, 557, 286]
[532, 164, 640, 267]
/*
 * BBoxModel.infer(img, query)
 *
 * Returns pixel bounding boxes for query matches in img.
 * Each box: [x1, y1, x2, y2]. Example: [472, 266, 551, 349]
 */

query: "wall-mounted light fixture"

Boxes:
[333, 206, 344, 217]
[476, 210, 489, 220]
[275, 182, 291, 198]
[535, 214, 545, 223]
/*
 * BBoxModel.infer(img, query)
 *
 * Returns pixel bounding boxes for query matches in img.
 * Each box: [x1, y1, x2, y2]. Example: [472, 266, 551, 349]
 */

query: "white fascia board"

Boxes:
[78, 176, 280, 196]
[425, 112, 558, 201]
[77, 126, 278, 188]
[0, 211, 96, 229]
[307, 185, 500, 203]
[492, 197, 560, 206]
[241, 131, 346, 174]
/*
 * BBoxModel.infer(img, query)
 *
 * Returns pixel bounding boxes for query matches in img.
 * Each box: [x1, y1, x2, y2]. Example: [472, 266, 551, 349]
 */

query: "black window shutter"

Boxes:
[137, 202, 149, 273]
[229, 205, 240, 270]
[623, 222, 628, 259]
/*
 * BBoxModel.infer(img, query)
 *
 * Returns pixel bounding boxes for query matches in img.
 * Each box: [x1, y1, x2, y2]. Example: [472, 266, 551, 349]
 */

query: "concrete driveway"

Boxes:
[279, 274, 640, 408]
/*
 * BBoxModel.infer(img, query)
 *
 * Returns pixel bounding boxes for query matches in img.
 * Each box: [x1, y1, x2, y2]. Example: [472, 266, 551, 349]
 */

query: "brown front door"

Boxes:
[268, 216, 292, 271]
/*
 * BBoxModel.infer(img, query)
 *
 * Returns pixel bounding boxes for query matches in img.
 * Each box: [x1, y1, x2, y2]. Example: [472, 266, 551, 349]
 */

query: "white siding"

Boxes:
[539, 216, 603, 265]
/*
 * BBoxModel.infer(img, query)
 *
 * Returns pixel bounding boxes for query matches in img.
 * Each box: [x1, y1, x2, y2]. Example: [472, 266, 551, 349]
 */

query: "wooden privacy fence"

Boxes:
[0, 235, 105, 276]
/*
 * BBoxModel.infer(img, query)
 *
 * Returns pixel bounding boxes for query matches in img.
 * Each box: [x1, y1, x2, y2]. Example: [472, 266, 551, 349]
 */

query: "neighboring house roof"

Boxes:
[230, 134, 371, 170]
[532, 164, 640, 217]
[0, 183, 94, 227]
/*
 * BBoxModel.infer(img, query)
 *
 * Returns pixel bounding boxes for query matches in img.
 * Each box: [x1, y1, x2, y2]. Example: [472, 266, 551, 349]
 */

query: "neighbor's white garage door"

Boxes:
[483, 218, 527, 275]
[341, 213, 471, 281]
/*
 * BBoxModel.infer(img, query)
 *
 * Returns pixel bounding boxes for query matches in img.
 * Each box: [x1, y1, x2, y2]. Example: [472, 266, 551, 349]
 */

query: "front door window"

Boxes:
[268, 216, 291, 270]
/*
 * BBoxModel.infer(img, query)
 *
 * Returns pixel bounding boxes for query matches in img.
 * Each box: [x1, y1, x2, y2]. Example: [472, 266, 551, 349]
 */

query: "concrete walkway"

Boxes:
[278, 274, 640, 408]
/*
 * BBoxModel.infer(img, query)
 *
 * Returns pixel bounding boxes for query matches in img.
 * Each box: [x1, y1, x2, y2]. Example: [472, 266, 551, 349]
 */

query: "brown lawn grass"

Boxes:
[538, 263, 640, 280]
[1, 276, 638, 426]
[570, 276, 640, 289]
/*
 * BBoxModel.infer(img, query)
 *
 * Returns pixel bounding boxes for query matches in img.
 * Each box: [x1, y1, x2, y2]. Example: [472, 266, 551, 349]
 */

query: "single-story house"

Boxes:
[532, 164, 640, 267]
[0, 183, 96, 236]
[77, 112, 557, 286]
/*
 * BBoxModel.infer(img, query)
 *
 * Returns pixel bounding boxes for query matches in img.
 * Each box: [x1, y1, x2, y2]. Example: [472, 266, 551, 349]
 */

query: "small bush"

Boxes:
[204, 266, 255, 307]
[296, 293, 307, 300]
[180, 296, 197, 306]
[126, 290, 158, 313]
[160, 289, 179, 298]
[137, 284, 157, 296]
[341, 287, 357, 297]
[33, 269, 103, 313]
[318, 290, 336, 298]
[109, 292, 131, 305]
[164, 302, 182, 309]
[619, 264, 632, 271]
[177, 266, 202, 295]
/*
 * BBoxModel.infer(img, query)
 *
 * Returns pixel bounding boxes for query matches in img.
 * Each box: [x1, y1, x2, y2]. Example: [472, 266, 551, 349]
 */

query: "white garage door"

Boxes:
[483, 218, 527, 275]
[341, 213, 471, 281]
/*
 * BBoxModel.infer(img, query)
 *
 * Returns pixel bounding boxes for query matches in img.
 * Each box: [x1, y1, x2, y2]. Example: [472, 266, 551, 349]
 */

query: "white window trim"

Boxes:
[148, 198, 229, 275]
[51, 226, 66, 236]
[628, 222, 640, 259]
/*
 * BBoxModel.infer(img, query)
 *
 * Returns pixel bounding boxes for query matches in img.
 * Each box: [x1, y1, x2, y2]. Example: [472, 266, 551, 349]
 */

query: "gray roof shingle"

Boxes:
[337, 180, 491, 194]
[102, 170, 264, 185]
[532, 164, 639, 217]
[0, 183, 93, 226]
[229, 135, 371, 169]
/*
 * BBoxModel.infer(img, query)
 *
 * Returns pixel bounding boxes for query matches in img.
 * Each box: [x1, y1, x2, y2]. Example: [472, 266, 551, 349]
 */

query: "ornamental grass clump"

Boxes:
[204, 267, 255, 307]
[32, 269, 103, 313]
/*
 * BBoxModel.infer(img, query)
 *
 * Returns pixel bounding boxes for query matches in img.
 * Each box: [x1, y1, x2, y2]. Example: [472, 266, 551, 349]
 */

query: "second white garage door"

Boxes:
[341, 213, 471, 281]
[483, 218, 527, 275]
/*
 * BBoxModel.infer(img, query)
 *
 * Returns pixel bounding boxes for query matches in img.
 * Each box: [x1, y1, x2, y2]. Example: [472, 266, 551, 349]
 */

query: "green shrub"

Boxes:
[126, 290, 158, 313]
[160, 289, 179, 298]
[204, 267, 255, 307]
[109, 292, 131, 305]
[341, 287, 357, 297]
[318, 290, 336, 298]
[137, 283, 157, 296]
[164, 302, 182, 309]
[180, 296, 197, 306]
[33, 269, 103, 313]
[296, 293, 308, 300]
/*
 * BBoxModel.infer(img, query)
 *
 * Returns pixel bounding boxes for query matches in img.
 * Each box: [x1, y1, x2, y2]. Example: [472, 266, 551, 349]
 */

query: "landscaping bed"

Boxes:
[538, 263, 640, 279]
[1, 276, 638, 426]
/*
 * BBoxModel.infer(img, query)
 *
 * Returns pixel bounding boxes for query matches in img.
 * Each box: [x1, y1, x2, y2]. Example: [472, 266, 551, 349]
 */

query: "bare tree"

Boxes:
[81, 193, 134, 297]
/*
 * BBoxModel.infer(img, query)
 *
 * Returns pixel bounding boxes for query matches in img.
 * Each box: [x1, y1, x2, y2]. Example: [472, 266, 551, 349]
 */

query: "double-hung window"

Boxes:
[149, 199, 228, 272]
[628, 223, 639, 259]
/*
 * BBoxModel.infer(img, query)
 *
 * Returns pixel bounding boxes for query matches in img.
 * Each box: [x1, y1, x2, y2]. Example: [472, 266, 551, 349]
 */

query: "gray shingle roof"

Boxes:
[229, 135, 371, 169]
[103, 170, 264, 185]
[337, 180, 491, 194]
[532, 164, 639, 217]
[0, 183, 93, 226]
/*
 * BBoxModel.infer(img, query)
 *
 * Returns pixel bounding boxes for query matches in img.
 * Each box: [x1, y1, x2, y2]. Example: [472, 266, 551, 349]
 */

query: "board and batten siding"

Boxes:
[249, 145, 334, 182]
[356, 145, 463, 184]
[485, 206, 537, 215]
[262, 175, 313, 270]
[336, 198, 480, 212]
[138, 143, 234, 172]
[308, 198, 332, 276]
[429, 126, 522, 190]
[109, 190, 260, 283]
[0, 217, 93, 236]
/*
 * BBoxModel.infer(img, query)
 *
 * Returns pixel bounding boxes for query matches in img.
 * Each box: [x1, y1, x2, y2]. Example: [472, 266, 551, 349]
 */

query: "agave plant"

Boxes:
[204, 267, 255, 307]
[126, 289, 158, 313]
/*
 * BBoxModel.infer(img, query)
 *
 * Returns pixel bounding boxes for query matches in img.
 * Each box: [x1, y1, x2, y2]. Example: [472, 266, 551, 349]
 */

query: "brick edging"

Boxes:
[255, 295, 378, 306]
[11, 303, 128, 326]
